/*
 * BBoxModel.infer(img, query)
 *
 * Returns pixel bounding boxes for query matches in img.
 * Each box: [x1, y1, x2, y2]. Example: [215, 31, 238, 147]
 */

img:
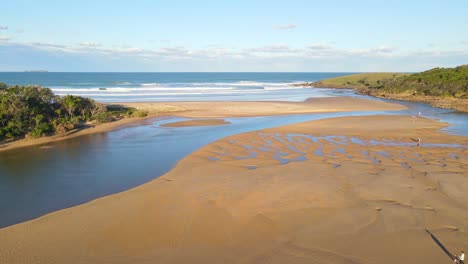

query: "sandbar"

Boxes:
[0, 97, 405, 152]
[1, 114, 466, 264]
[122, 97, 406, 118]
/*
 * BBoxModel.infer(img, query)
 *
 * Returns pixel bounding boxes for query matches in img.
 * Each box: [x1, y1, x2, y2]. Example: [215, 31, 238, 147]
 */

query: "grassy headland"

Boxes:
[302, 72, 409, 89]
[302, 65, 468, 112]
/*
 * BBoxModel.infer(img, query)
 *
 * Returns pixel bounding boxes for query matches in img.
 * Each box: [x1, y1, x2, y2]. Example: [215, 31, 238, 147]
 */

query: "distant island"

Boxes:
[298, 65, 468, 112]
[24, 70, 49, 72]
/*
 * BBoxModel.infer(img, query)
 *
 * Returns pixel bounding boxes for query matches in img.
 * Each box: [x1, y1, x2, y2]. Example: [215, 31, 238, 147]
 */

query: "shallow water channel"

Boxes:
[0, 99, 467, 228]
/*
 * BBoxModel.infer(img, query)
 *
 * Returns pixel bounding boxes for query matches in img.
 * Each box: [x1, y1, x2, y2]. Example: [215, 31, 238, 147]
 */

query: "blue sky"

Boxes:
[1, 0, 467, 72]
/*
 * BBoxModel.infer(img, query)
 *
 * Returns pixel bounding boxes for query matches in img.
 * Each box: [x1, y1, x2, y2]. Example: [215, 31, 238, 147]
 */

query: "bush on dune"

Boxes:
[0, 83, 139, 142]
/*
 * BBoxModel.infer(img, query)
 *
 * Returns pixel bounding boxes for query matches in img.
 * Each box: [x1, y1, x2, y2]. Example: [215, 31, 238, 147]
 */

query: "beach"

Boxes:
[1, 112, 466, 264]
[0, 97, 405, 152]
[3, 2, 468, 263]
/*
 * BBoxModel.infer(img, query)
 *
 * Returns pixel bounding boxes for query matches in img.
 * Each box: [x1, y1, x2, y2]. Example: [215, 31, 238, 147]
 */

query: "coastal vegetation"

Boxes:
[306, 72, 408, 89]
[0, 83, 147, 142]
[361, 65, 468, 98]
[306, 65, 468, 111]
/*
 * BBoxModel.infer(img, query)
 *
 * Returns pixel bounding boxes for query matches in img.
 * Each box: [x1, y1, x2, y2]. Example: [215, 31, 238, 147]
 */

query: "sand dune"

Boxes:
[1, 115, 467, 264]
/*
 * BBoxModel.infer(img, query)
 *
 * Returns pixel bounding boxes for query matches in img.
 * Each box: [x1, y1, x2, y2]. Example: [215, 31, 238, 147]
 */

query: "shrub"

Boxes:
[94, 112, 114, 123]
[0, 84, 151, 141]
[30, 122, 53, 138]
[133, 110, 148, 117]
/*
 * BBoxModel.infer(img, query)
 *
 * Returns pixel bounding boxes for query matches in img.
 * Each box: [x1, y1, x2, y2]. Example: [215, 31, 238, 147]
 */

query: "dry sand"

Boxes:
[0, 97, 405, 152]
[122, 97, 405, 118]
[1, 114, 467, 264]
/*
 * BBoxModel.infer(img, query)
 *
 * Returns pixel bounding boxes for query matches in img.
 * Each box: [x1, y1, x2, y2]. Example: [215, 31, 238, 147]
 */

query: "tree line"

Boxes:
[0, 83, 146, 142]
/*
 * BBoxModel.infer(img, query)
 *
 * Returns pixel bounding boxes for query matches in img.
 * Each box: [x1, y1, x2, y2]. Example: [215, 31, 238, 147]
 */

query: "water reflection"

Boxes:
[0, 96, 467, 228]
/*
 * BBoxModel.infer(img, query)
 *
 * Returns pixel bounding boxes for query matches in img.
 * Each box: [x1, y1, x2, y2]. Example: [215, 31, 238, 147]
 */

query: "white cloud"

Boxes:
[149, 46, 239, 60]
[274, 24, 297, 30]
[20, 42, 85, 54]
[371, 46, 397, 53]
[193, 47, 239, 59]
[0, 26, 8, 30]
[157, 47, 187, 55]
[0, 35, 11, 41]
[1, 37, 408, 62]
[412, 48, 468, 57]
[118, 47, 144, 53]
[307, 43, 332, 50]
[250, 44, 290, 52]
[461, 40, 468, 45]
[345, 46, 398, 58]
[2, 38, 467, 72]
[31, 42, 67, 48]
[244, 45, 305, 59]
[79, 42, 102, 47]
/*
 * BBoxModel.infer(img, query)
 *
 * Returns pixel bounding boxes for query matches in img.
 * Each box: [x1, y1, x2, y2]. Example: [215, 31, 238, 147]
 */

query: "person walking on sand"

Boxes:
[454, 251, 464, 264]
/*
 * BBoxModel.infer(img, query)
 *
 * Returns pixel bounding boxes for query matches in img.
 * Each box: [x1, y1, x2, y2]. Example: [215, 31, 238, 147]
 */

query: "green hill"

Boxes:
[310, 72, 408, 89]
[370, 65, 468, 98]
[307, 65, 468, 111]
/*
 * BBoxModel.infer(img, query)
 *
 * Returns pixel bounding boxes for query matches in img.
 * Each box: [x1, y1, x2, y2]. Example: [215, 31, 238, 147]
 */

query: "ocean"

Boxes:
[0, 72, 354, 102]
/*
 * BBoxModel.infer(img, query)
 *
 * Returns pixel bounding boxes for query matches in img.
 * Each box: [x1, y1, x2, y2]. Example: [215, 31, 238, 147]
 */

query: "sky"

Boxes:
[0, 0, 467, 72]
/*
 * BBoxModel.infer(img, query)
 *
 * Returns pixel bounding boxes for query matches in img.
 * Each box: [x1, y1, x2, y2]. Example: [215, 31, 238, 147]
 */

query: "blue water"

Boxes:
[0, 72, 467, 228]
[0, 72, 353, 102]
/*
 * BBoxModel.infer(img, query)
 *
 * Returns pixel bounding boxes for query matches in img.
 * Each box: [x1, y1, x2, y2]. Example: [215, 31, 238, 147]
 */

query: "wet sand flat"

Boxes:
[1, 115, 466, 264]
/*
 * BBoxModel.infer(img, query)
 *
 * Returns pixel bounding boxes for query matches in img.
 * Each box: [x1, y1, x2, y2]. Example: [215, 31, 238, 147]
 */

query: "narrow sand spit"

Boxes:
[2, 115, 466, 264]
[0, 97, 405, 152]
[122, 97, 406, 118]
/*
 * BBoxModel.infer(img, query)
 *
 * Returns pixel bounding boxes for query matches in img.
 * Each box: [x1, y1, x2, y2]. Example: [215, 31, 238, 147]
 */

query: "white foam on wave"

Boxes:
[193, 81, 297, 87]
[112, 81, 133, 85]
[51, 80, 305, 91]
[263, 86, 308, 91]
[52, 86, 308, 97]
[53, 89, 269, 97]
[51, 86, 237, 93]
[50, 81, 317, 101]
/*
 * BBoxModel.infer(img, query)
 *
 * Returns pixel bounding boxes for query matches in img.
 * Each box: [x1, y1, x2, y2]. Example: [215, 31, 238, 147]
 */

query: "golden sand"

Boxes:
[122, 97, 406, 118]
[0, 114, 466, 264]
[0, 97, 405, 152]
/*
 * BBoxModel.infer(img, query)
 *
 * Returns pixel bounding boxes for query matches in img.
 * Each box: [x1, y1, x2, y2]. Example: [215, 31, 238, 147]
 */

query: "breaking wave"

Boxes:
[49, 80, 325, 102]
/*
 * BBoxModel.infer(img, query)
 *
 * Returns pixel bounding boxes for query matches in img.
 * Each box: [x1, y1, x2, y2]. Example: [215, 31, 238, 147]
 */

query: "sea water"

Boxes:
[0, 72, 353, 102]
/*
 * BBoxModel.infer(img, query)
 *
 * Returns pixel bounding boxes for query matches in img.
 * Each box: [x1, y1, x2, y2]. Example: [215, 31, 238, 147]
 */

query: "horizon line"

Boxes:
[0, 71, 411, 73]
